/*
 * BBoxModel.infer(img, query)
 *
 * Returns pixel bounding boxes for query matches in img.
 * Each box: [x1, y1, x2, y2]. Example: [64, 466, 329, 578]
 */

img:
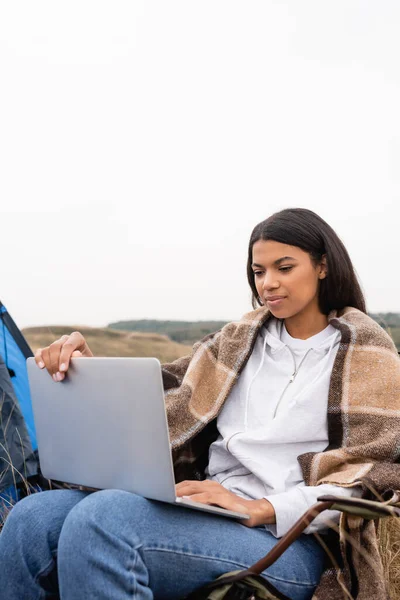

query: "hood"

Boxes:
[261, 317, 341, 357]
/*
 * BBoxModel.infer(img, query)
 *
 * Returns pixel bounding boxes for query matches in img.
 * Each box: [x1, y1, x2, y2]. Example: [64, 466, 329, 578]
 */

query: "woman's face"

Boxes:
[251, 239, 327, 320]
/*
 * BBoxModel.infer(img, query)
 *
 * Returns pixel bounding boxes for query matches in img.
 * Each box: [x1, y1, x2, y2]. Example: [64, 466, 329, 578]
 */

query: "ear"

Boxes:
[319, 255, 328, 279]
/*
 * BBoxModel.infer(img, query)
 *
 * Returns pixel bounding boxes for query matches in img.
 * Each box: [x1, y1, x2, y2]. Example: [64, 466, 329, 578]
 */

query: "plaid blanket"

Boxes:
[161, 306, 400, 599]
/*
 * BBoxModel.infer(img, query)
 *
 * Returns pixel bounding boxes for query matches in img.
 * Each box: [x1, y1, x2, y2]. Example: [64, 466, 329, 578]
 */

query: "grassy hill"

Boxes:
[108, 315, 400, 350]
[370, 313, 400, 327]
[22, 313, 400, 360]
[370, 314, 400, 351]
[22, 326, 192, 363]
[108, 319, 227, 345]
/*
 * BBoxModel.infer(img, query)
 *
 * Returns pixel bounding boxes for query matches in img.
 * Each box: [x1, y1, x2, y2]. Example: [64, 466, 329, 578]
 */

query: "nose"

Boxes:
[262, 272, 280, 292]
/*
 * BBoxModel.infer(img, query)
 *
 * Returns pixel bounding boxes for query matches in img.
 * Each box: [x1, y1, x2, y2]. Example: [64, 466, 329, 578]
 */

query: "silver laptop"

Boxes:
[27, 357, 248, 520]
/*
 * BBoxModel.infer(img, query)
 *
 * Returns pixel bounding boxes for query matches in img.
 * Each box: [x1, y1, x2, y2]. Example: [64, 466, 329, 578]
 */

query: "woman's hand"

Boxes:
[34, 332, 93, 382]
[176, 480, 276, 528]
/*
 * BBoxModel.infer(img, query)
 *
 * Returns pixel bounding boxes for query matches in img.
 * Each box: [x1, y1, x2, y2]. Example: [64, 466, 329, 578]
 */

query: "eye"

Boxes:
[253, 270, 264, 277]
[279, 266, 293, 272]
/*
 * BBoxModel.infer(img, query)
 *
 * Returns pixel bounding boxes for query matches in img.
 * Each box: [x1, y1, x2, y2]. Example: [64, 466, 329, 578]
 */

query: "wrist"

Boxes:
[251, 498, 276, 526]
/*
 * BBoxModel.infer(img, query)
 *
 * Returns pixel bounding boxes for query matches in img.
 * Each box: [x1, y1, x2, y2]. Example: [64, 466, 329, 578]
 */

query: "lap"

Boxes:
[7, 489, 326, 600]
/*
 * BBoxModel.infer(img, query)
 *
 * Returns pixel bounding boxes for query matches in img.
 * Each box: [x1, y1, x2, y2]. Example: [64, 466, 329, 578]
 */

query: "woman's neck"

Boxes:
[283, 311, 329, 340]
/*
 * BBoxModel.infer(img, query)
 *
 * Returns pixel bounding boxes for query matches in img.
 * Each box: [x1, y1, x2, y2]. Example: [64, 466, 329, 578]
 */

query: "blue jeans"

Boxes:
[0, 489, 325, 599]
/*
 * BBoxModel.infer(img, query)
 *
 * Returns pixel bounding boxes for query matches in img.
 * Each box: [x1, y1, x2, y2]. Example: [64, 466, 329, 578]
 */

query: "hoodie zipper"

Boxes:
[227, 346, 313, 447]
[272, 347, 313, 418]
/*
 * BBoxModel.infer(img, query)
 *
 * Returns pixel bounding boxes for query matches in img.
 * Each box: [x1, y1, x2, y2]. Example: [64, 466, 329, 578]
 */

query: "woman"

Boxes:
[1, 208, 399, 600]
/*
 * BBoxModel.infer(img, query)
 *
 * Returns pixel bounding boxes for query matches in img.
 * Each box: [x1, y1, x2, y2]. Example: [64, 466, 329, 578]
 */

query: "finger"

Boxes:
[40, 347, 51, 377]
[53, 350, 83, 381]
[176, 480, 192, 491]
[176, 479, 220, 491]
[183, 492, 243, 513]
[34, 349, 45, 369]
[199, 493, 249, 517]
[48, 336, 69, 380]
[176, 481, 211, 496]
[59, 332, 86, 372]
[181, 492, 215, 504]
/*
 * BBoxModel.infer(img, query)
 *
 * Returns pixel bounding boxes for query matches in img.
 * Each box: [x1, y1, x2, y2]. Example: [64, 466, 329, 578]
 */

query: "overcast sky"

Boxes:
[1, 1, 399, 329]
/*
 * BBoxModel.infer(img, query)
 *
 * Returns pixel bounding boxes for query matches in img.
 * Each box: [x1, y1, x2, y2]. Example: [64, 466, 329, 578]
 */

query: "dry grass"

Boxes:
[378, 517, 400, 599]
[22, 325, 192, 364]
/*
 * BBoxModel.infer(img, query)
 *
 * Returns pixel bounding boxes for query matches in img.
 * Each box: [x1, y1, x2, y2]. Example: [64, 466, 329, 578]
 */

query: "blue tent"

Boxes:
[0, 300, 39, 511]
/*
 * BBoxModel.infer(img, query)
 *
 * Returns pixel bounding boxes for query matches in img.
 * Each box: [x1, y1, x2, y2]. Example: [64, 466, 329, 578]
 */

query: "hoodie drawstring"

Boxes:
[243, 331, 270, 429]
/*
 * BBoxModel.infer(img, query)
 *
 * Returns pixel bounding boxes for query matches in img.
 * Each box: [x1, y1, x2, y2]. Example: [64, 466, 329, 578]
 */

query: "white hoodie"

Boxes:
[206, 317, 360, 537]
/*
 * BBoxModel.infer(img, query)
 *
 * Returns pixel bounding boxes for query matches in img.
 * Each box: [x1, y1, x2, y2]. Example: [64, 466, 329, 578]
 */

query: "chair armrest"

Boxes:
[245, 494, 400, 577]
[316, 494, 400, 520]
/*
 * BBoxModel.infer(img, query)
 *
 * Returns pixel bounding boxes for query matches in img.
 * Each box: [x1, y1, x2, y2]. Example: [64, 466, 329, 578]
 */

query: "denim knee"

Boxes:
[57, 491, 155, 598]
[2, 493, 47, 542]
[58, 489, 146, 555]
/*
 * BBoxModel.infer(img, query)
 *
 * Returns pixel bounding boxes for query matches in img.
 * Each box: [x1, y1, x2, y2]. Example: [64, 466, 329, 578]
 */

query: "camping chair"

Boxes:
[184, 494, 400, 600]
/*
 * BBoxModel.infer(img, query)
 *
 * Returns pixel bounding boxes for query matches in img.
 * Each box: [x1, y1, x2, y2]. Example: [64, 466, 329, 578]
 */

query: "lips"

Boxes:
[265, 296, 286, 307]
[265, 296, 286, 302]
